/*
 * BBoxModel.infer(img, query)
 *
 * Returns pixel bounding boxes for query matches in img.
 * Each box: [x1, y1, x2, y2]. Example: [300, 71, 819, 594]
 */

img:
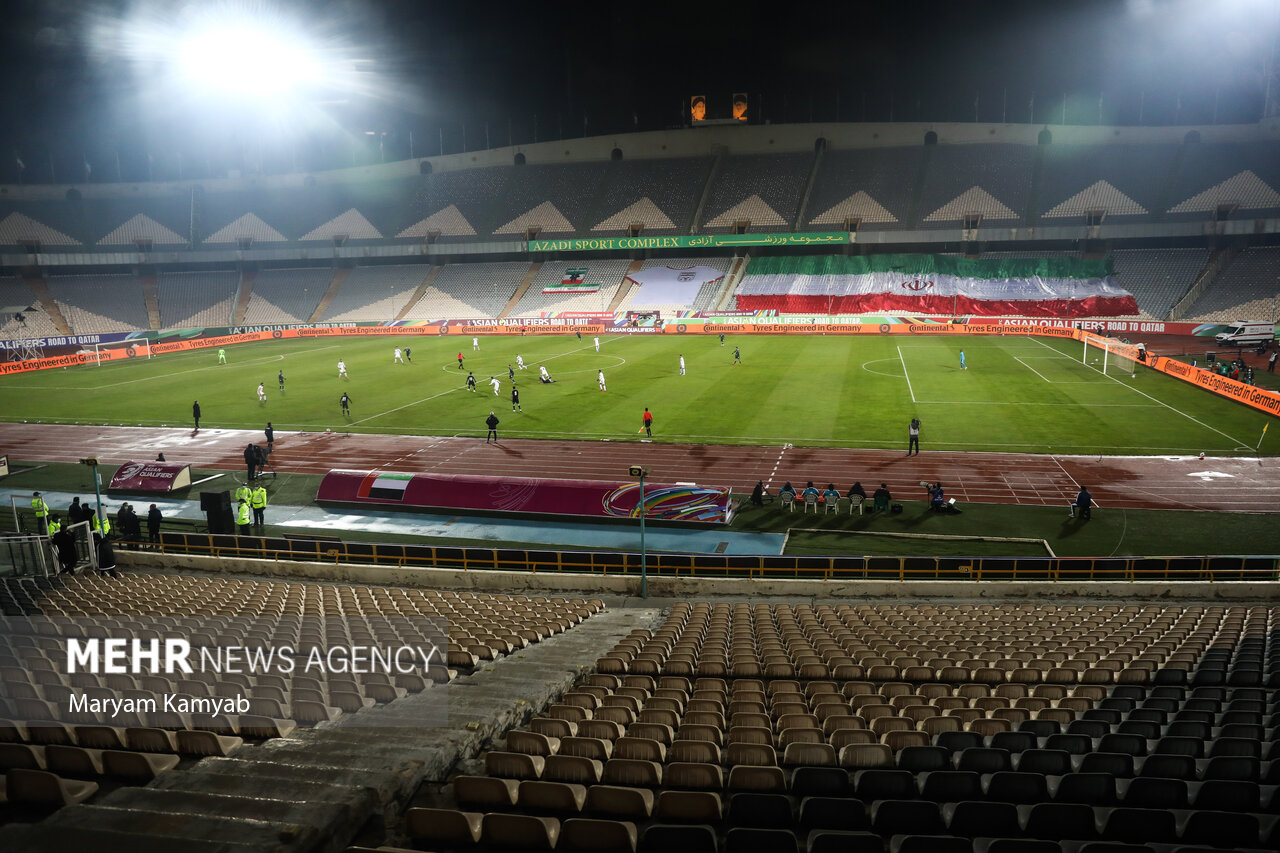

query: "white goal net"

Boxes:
[87, 339, 152, 366]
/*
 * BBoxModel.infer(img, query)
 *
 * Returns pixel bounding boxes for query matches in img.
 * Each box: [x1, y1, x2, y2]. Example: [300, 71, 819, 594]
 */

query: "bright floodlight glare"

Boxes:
[173, 22, 323, 96]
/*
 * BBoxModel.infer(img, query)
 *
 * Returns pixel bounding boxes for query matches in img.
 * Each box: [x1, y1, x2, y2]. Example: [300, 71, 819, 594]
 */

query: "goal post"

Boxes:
[1081, 333, 1139, 378]
[90, 338, 151, 366]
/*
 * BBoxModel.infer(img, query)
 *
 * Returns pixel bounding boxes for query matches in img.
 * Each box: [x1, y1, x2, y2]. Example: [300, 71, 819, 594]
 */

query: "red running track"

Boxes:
[2, 422, 1277, 513]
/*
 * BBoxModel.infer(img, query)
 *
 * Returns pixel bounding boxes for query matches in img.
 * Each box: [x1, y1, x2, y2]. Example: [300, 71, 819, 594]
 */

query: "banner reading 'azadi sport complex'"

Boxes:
[528, 232, 852, 252]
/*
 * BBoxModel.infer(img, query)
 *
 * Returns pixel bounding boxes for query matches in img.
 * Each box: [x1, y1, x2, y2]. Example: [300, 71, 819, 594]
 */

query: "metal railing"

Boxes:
[135, 531, 1280, 583]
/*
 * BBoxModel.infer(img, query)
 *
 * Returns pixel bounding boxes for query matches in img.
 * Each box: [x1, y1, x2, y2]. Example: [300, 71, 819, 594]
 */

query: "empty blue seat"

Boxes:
[989, 732, 1037, 753]
[1078, 752, 1134, 778]
[935, 731, 984, 753]
[890, 835, 972, 853]
[727, 792, 793, 829]
[1101, 807, 1177, 844]
[918, 770, 982, 803]
[955, 747, 1011, 774]
[806, 830, 885, 853]
[943, 800, 1021, 838]
[1045, 734, 1093, 755]
[984, 771, 1049, 805]
[1051, 773, 1116, 806]
[1138, 754, 1196, 780]
[791, 766, 850, 797]
[725, 826, 799, 853]
[1191, 778, 1261, 811]
[895, 746, 949, 773]
[1179, 809, 1261, 849]
[854, 769, 917, 800]
[1015, 749, 1072, 776]
[1122, 776, 1188, 809]
[1023, 802, 1098, 841]
[640, 824, 717, 853]
[870, 800, 944, 837]
[798, 796, 869, 832]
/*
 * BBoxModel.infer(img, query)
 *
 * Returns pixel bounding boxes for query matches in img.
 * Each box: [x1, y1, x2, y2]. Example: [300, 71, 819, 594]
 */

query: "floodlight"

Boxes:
[173, 22, 323, 97]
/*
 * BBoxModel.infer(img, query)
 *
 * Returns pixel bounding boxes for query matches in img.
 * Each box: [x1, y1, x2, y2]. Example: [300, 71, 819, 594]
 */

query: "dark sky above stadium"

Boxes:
[0, 0, 1275, 181]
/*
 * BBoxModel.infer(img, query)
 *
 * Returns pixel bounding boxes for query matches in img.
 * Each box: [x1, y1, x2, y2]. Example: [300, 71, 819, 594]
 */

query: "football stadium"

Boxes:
[1, 1, 1280, 850]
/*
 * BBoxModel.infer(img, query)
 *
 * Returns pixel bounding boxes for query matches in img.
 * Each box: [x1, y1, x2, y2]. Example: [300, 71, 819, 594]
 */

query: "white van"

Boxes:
[1214, 320, 1276, 348]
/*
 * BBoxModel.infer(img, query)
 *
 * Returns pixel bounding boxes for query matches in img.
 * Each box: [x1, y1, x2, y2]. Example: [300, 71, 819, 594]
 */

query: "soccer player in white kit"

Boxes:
[489, 376, 501, 396]
[516, 354, 527, 370]
[539, 365, 551, 383]
[394, 347, 404, 363]
[257, 382, 266, 402]
[594, 336, 600, 352]
[679, 354, 686, 375]
[472, 337, 479, 350]
[597, 370, 606, 391]
[338, 360, 348, 379]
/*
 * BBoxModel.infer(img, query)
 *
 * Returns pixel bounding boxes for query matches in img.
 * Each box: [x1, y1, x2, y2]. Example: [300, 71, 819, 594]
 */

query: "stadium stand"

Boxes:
[804, 147, 922, 230]
[614, 257, 734, 316]
[0, 209, 81, 250]
[701, 154, 811, 232]
[400, 262, 527, 320]
[1183, 246, 1280, 321]
[387, 601, 1280, 853]
[590, 157, 713, 235]
[240, 268, 330, 325]
[0, 573, 604, 821]
[492, 162, 613, 237]
[1166, 142, 1280, 220]
[321, 264, 431, 322]
[1109, 249, 1209, 319]
[0, 278, 58, 338]
[45, 274, 149, 334]
[156, 271, 238, 329]
[920, 145, 1034, 226]
[401, 167, 511, 241]
[508, 259, 632, 316]
[1037, 144, 1177, 221]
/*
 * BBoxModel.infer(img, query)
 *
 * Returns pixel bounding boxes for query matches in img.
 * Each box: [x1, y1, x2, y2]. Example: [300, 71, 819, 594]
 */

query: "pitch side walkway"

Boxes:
[1, 422, 1278, 513]
[0, 486, 785, 556]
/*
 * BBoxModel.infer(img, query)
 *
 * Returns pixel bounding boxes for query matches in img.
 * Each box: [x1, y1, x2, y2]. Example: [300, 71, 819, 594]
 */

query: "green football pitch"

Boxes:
[1, 333, 1275, 455]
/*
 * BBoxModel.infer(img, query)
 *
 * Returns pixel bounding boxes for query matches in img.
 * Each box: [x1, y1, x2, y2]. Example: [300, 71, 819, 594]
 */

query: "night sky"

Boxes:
[1, 0, 1275, 182]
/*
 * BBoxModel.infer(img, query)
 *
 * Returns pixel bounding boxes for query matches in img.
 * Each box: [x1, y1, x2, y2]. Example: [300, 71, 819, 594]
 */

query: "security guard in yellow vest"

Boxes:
[236, 498, 252, 535]
[91, 512, 111, 537]
[234, 482, 252, 506]
[31, 491, 48, 534]
[46, 516, 61, 537]
[250, 484, 268, 528]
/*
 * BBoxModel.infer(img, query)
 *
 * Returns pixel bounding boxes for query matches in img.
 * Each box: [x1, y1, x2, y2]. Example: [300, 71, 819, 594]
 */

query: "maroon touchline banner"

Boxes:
[317, 470, 732, 524]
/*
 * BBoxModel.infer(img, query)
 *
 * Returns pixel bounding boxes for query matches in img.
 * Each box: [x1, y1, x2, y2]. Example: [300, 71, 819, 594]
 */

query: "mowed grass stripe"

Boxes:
[2, 333, 1274, 455]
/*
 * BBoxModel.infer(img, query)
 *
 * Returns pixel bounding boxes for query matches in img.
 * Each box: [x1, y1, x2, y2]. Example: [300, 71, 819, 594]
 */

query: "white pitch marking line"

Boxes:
[17, 344, 343, 390]
[348, 386, 466, 425]
[897, 345, 916, 403]
[1029, 336, 1250, 449]
[1013, 356, 1054, 384]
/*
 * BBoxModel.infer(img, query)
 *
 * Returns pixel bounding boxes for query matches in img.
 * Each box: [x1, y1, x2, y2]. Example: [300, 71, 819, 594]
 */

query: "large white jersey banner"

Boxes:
[625, 265, 726, 306]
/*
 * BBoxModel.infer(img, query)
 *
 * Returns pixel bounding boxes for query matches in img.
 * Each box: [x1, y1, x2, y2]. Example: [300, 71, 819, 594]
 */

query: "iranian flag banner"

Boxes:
[543, 267, 600, 294]
[733, 254, 1139, 318]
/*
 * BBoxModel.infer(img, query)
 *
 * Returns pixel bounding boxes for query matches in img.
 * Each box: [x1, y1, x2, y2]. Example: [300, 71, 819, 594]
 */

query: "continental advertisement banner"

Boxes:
[528, 233, 852, 252]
